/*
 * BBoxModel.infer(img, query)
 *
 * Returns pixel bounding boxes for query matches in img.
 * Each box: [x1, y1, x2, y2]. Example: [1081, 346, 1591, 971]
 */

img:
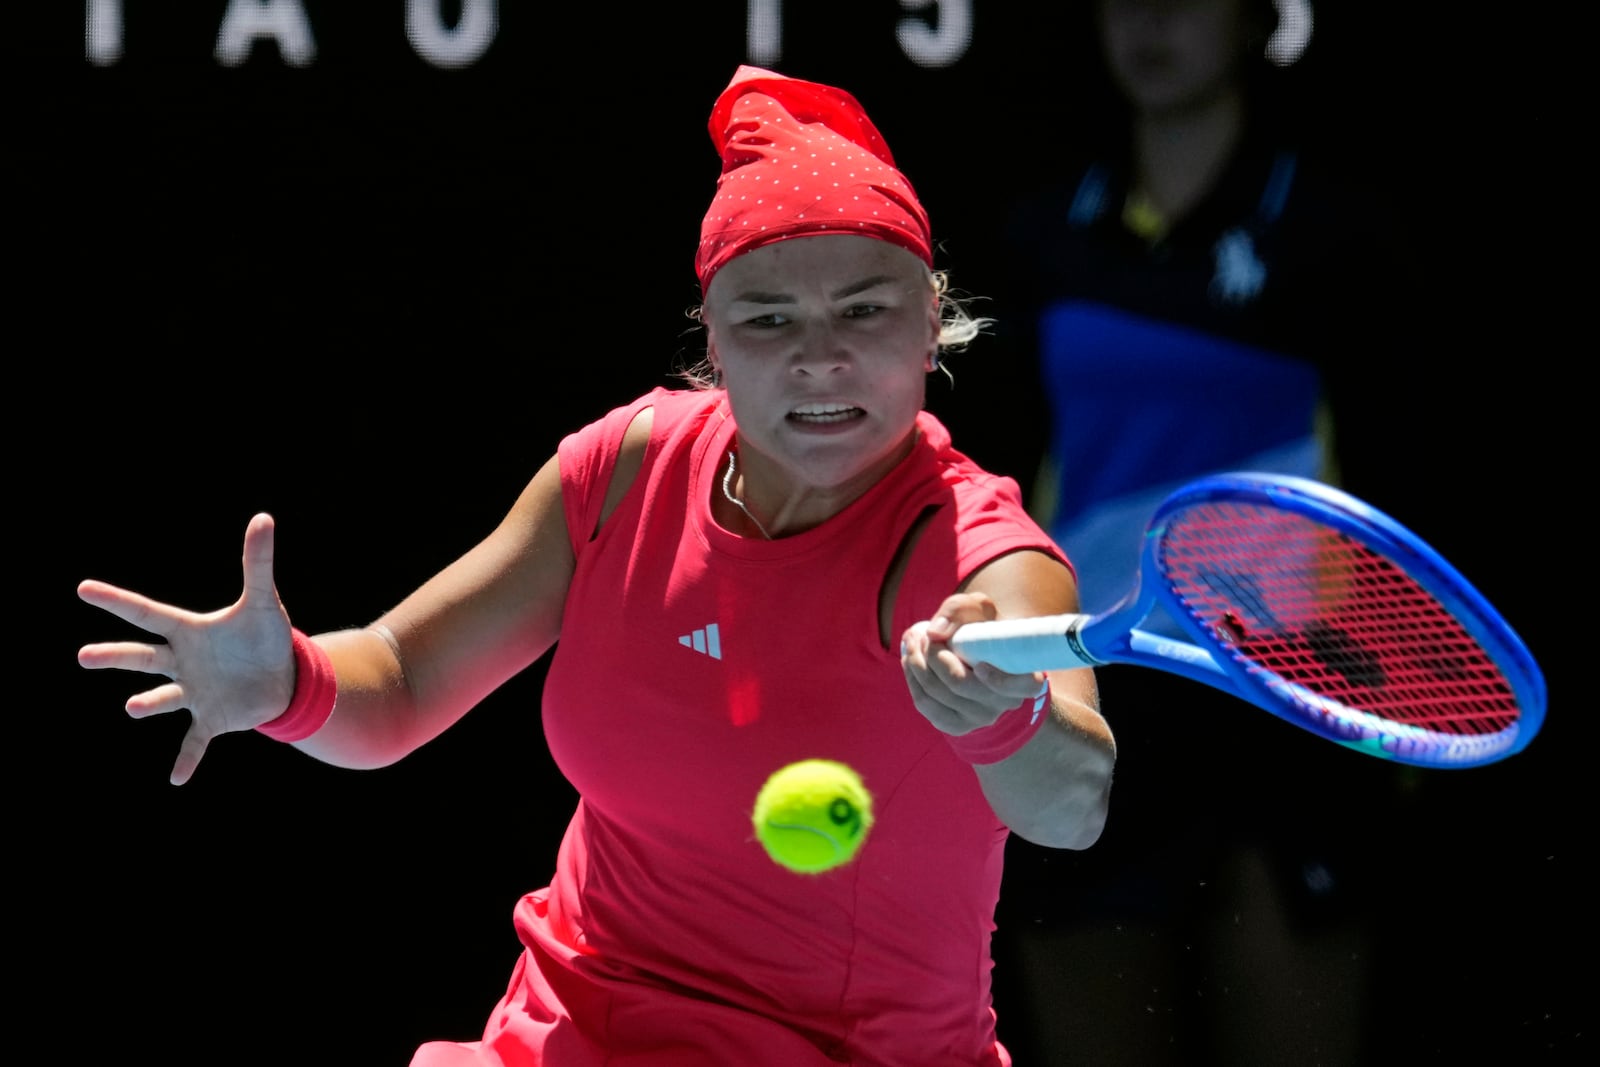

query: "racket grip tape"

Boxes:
[949, 614, 1098, 673]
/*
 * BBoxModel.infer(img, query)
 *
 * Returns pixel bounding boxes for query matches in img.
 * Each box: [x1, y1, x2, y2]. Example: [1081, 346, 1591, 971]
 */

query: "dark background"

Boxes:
[26, 2, 1574, 1063]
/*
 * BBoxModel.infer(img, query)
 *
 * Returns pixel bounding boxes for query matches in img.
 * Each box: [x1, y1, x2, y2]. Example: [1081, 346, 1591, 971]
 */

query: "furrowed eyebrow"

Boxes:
[730, 290, 790, 305]
[831, 275, 897, 300]
[729, 274, 902, 306]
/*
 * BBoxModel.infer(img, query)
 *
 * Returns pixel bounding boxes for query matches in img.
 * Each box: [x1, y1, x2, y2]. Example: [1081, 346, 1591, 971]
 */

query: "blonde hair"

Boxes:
[675, 269, 992, 390]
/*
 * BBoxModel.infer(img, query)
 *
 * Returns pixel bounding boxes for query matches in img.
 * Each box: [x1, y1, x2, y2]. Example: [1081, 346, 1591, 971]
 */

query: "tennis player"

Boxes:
[77, 65, 1117, 1066]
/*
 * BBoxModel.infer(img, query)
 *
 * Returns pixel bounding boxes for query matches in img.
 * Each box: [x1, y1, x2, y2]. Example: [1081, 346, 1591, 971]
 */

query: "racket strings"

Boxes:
[1159, 502, 1520, 737]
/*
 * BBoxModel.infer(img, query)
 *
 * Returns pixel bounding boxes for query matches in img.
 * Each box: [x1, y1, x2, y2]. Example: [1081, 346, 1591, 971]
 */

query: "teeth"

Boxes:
[792, 402, 855, 416]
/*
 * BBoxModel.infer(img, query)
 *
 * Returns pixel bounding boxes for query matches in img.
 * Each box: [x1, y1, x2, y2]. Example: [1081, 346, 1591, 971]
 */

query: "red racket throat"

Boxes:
[1156, 498, 1527, 758]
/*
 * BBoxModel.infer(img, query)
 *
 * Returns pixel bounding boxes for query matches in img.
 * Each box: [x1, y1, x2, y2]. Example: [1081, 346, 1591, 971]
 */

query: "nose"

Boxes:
[790, 319, 851, 376]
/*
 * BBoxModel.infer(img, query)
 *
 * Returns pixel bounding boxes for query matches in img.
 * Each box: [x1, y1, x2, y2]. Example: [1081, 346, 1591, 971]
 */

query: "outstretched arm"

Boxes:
[297, 453, 574, 770]
[78, 453, 575, 783]
[900, 549, 1116, 849]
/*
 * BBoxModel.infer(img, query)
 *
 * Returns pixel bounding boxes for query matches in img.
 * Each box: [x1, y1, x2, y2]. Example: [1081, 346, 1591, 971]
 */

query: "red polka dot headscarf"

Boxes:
[695, 65, 934, 294]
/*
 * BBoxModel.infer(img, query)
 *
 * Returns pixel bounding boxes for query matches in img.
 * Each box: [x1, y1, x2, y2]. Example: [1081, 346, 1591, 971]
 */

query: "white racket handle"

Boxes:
[948, 614, 1099, 673]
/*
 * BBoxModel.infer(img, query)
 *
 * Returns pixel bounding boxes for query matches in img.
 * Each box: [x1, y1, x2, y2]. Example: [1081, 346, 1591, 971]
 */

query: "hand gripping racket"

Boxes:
[951, 473, 1546, 769]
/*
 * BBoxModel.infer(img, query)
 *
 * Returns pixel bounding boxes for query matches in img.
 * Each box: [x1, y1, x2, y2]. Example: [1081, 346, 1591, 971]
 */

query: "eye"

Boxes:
[742, 311, 789, 329]
[842, 303, 884, 319]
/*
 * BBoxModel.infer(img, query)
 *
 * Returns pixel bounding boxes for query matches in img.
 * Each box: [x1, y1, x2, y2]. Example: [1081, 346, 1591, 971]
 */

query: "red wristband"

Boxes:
[257, 629, 337, 742]
[945, 683, 1049, 765]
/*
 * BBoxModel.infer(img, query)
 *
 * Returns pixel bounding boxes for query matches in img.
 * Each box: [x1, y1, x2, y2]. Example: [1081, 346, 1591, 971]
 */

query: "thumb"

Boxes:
[169, 727, 213, 787]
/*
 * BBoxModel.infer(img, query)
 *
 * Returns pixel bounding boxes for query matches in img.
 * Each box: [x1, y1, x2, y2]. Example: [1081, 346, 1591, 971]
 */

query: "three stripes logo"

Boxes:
[679, 622, 722, 660]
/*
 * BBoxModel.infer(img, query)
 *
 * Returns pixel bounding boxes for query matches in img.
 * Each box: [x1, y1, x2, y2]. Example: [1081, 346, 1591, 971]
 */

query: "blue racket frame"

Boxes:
[1135, 473, 1547, 768]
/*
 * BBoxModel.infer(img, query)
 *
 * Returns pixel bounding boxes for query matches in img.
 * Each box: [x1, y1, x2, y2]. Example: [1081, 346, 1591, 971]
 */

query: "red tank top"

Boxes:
[431, 388, 1068, 1067]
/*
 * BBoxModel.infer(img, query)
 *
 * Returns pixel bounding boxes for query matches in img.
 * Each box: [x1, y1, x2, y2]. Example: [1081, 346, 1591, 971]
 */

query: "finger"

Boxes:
[125, 682, 190, 720]
[926, 597, 996, 636]
[170, 729, 212, 787]
[951, 653, 1047, 702]
[902, 659, 968, 734]
[907, 631, 1002, 723]
[902, 626, 963, 726]
[932, 643, 981, 683]
[77, 579, 185, 639]
[899, 620, 931, 668]
[77, 640, 177, 676]
[240, 513, 277, 604]
[907, 624, 979, 692]
[929, 643, 1046, 725]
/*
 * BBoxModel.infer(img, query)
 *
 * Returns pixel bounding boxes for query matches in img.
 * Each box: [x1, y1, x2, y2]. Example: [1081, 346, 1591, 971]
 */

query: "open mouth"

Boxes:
[789, 402, 864, 425]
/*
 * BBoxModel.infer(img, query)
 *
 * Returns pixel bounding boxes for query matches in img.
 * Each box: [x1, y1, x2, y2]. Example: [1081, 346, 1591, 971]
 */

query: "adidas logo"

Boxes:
[678, 622, 722, 660]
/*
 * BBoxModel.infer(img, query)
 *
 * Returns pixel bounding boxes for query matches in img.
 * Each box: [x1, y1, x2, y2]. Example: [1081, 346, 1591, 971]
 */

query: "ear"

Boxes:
[925, 349, 941, 373]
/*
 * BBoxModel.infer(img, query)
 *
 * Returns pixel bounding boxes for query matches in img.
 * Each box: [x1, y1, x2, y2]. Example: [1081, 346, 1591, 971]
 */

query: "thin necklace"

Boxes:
[722, 449, 773, 540]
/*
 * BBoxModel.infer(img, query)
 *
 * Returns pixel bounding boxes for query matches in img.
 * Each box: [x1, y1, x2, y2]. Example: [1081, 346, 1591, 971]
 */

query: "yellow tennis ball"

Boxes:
[752, 759, 875, 874]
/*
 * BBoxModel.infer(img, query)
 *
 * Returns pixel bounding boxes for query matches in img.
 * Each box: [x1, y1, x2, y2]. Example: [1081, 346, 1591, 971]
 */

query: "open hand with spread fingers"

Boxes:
[77, 512, 296, 785]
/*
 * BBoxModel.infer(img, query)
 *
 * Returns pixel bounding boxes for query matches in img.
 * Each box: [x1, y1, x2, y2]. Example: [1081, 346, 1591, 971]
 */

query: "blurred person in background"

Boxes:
[933, 1, 1422, 1061]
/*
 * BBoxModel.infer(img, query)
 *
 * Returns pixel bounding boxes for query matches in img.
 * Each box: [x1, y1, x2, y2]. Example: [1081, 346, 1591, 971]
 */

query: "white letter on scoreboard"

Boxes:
[747, 0, 782, 65]
[85, 0, 124, 66]
[896, 0, 972, 69]
[406, 0, 499, 69]
[215, 0, 317, 67]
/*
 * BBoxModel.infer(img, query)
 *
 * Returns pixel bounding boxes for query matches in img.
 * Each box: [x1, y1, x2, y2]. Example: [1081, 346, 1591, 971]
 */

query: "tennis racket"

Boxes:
[951, 472, 1546, 769]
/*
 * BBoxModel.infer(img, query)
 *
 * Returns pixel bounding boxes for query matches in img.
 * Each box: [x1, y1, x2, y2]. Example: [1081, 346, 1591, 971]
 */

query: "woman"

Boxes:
[77, 66, 1116, 1066]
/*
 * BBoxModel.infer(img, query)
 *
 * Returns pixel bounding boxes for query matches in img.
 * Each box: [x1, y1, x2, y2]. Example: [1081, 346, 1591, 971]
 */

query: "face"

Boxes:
[1098, 0, 1257, 118]
[703, 234, 939, 514]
